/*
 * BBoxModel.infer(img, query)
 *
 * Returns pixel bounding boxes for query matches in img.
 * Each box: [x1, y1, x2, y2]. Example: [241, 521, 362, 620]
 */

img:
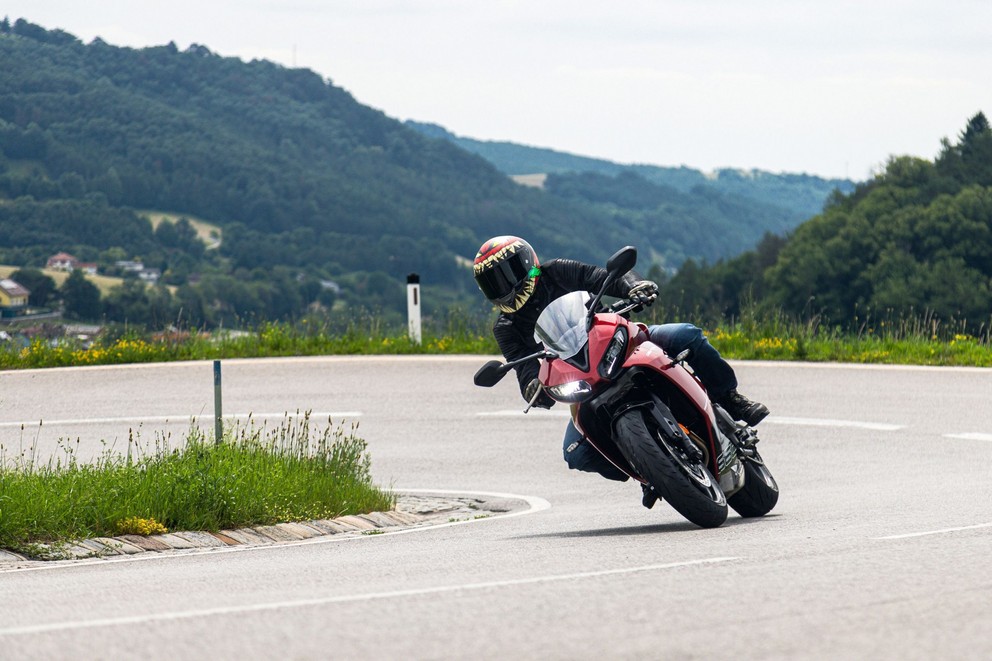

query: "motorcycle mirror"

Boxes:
[474, 360, 509, 387]
[606, 246, 637, 275]
[587, 246, 639, 329]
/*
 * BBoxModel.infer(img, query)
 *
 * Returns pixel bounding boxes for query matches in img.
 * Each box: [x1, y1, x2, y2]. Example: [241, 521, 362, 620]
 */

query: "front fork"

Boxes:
[614, 396, 705, 464]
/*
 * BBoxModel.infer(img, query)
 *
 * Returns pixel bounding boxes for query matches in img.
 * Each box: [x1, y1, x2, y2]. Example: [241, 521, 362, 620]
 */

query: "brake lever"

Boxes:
[523, 386, 543, 414]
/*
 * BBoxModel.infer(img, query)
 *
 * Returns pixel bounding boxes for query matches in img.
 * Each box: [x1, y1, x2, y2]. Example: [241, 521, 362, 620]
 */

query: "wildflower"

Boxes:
[116, 517, 168, 536]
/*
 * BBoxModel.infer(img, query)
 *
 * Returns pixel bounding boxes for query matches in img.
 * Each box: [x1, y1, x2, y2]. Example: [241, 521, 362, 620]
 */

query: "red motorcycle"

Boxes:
[474, 246, 778, 528]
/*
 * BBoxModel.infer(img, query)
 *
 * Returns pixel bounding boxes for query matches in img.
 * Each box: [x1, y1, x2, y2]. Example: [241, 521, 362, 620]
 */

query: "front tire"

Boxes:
[727, 450, 779, 517]
[614, 409, 728, 528]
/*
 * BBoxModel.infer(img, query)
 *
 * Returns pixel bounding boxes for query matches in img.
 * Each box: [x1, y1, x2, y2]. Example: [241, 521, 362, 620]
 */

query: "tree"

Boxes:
[10, 268, 57, 307]
[103, 280, 177, 327]
[960, 112, 990, 146]
[60, 270, 102, 320]
[154, 219, 179, 247]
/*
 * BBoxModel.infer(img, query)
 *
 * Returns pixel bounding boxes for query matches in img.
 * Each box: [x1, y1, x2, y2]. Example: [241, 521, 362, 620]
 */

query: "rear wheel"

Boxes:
[727, 450, 779, 517]
[614, 409, 727, 528]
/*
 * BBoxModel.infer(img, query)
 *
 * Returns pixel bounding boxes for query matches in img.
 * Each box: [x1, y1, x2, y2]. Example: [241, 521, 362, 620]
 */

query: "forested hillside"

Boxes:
[657, 113, 992, 331]
[0, 18, 639, 323]
[0, 17, 848, 329]
[406, 121, 855, 223]
[542, 170, 798, 266]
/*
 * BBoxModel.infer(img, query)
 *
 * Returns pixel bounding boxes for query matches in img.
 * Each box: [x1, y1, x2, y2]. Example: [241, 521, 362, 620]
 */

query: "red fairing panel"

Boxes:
[625, 338, 721, 472]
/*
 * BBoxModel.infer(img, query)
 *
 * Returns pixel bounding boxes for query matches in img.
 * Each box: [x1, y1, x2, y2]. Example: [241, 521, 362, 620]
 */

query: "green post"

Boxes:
[213, 359, 223, 444]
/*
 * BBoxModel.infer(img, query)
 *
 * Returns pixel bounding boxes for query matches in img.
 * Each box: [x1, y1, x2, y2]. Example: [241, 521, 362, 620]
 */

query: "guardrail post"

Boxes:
[407, 273, 422, 345]
[213, 359, 223, 444]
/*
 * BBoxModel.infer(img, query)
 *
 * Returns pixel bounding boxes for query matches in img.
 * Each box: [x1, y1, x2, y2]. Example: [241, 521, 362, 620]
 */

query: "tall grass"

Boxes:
[0, 413, 394, 555]
[0, 305, 990, 369]
[689, 306, 992, 366]
[0, 309, 500, 370]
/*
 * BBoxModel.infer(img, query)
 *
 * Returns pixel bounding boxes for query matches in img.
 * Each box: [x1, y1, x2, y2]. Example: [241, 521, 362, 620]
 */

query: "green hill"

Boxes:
[0, 17, 852, 327]
[656, 113, 992, 330]
[405, 121, 855, 222]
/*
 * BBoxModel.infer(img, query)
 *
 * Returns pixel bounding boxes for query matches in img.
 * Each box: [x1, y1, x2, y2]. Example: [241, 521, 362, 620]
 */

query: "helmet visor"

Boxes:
[476, 251, 532, 303]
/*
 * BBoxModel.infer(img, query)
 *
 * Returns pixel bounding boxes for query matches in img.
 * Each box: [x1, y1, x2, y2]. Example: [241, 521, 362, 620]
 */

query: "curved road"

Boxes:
[1, 356, 990, 659]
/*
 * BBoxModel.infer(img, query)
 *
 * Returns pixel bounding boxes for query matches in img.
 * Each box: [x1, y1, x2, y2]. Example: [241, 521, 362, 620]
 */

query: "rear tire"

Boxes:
[727, 450, 779, 517]
[614, 409, 727, 528]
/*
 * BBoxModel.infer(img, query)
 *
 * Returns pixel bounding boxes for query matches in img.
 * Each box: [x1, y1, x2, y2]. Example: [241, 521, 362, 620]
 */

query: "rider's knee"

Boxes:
[564, 438, 629, 482]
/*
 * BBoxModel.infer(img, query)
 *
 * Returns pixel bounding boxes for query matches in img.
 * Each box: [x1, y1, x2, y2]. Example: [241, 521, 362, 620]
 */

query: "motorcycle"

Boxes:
[474, 246, 778, 528]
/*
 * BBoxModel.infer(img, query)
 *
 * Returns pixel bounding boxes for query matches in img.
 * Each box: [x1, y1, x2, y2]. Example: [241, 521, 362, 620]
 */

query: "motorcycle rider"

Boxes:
[473, 235, 769, 508]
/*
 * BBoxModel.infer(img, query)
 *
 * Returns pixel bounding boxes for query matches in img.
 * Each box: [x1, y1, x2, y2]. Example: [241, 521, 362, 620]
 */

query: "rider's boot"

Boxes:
[641, 483, 660, 509]
[716, 389, 770, 426]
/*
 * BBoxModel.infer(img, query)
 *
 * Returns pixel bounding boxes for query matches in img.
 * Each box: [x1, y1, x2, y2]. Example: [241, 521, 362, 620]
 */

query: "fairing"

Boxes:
[534, 292, 730, 481]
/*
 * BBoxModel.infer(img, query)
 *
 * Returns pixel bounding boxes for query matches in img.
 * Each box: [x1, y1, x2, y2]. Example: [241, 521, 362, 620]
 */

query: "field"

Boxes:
[140, 210, 223, 249]
[0, 265, 125, 296]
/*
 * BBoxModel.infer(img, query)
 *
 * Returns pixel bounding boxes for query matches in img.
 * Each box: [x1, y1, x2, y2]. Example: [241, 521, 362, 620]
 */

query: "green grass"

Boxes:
[1, 308, 990, 370]
[0, 310, 992, 369]
[0, 413, 394, 556]
[698, 309, 992, 367]
[709, 328, 991, 366]
[0, 315, 499, 371]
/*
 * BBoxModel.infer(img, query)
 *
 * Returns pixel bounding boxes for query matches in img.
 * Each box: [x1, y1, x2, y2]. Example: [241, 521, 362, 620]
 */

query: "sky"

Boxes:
[5, 1, 992, 180]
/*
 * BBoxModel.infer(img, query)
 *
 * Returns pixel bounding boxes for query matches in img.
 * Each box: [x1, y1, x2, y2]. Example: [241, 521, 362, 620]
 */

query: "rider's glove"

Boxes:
[627, 281, 658, 308]
[524, 378, 555, 409]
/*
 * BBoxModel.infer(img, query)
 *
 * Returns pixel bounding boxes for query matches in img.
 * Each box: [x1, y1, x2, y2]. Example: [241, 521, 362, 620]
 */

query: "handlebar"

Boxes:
[606, 297, 648, 316]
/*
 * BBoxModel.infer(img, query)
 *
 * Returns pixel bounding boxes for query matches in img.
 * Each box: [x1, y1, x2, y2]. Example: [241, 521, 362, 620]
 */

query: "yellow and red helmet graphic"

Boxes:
[473, 236, 537, 272]
[472, 236, 540, 313]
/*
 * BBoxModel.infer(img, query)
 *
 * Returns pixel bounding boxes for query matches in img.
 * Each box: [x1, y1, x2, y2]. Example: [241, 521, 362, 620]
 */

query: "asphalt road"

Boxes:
[1, 356, 990, 659]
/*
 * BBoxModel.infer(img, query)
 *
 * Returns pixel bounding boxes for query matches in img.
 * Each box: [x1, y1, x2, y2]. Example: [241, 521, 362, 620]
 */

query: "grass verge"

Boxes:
[0, 309, 990, 369]
[0, 412, 394, 557]
[4, 325, 989, 369]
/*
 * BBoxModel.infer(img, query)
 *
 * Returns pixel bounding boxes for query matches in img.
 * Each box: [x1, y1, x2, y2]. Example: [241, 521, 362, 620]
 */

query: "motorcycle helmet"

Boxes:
[473, 236, 541, 313]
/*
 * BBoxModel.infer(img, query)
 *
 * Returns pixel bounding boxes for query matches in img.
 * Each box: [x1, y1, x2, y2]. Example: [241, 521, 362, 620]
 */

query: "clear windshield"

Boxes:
[534, 291, 591, 360]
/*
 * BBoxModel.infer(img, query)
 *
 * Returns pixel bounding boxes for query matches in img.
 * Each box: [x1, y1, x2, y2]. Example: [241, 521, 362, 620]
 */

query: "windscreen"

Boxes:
[534, 291, 590, 360]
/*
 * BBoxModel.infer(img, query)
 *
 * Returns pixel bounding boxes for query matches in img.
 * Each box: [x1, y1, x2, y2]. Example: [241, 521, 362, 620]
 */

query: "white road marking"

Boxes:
[0, 412, 362, 428]
[0, 556, 738, 637]
[764, 416, 903, 431]
[874, 522, 992, 540]
[477, 410, 572, 418]
[942, 433, 992, 442]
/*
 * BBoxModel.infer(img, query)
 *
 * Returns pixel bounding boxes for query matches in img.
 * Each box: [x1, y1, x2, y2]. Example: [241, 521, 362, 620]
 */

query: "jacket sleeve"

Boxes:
[548, 258, 641, 298]
[492, 316, 541, 398]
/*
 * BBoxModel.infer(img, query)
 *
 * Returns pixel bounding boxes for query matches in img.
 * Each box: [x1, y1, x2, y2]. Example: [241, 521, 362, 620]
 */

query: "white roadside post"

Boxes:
[407, 273, 422, 345]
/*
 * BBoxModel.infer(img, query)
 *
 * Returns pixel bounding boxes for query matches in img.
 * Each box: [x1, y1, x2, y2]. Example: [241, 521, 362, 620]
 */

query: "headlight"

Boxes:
[547, 380, 594, 403]
[598, 327, 628, 379]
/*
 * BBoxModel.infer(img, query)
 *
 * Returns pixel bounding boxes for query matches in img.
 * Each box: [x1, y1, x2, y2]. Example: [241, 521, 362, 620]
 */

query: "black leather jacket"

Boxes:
[492, 258, 641, 400]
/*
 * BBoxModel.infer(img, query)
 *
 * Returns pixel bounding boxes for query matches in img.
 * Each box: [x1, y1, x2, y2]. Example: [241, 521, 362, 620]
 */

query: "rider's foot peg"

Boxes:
[641, 484, 660, 509]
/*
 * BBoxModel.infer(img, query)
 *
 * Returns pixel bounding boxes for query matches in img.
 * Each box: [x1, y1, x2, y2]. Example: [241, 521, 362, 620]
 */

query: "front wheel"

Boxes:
[614, 409, 727, 528]
[727, 450, 779, 517]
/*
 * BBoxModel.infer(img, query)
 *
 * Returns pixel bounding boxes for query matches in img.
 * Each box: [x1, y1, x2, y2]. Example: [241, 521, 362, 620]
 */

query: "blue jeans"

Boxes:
[561, 323, 737, 480]
[645, 323, 736, 397]
[563, 420, 629, 481]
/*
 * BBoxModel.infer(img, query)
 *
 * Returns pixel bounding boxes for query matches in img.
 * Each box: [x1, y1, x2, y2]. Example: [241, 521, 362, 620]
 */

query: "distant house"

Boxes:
[0, 279, 30, 317]
[45, 252, 98, 275]
[115, 260, 145, 272]
[138, 268, 161, 284]
[116, 260, 160, 284]
[46, 252, 79, 272]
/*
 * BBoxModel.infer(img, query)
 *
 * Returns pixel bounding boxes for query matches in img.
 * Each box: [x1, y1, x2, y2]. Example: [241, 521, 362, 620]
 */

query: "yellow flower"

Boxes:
[116, 516, 168, 536]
